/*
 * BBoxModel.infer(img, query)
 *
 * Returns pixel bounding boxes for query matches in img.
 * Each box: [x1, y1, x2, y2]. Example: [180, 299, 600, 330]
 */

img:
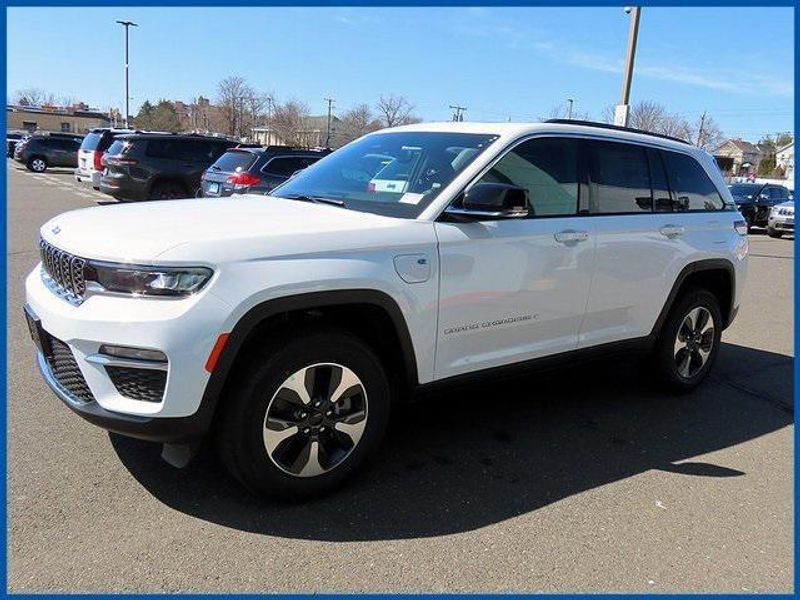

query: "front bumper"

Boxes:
[25, 265, 232, 440]
[768, 214, 794, 233]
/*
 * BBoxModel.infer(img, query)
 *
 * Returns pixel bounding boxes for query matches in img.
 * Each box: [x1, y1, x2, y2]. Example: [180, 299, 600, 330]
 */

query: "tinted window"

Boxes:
[663, 151, 724, 211]
[648, 149, 672, 212]
[587, 140, 651, 213]
[213, 150, 259, 173]
[729, 183, 761, 196]
[478, 137, 579, 216]
[263, 156, 321, 177]
[768, 186, 788, 200]
[106, 140, 127, 156]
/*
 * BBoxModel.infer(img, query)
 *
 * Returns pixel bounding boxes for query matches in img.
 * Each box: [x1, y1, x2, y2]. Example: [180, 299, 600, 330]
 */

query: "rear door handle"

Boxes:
[554, 230, 590, 243]
[659, 224, 685, 238]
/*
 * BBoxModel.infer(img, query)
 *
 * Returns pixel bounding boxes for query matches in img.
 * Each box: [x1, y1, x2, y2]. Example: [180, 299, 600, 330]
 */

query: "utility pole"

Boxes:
[116, 20, 138, 128]
[615, 7, 640, 127]
[567, 98, 574, 119]
[324, 96, 334, 148]
[450, 104, 467, 122]
[696, 111, 707, 147]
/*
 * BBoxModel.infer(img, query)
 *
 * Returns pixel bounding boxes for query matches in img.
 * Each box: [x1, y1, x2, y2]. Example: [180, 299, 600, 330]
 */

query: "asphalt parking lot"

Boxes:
[6, 158, 794, 593]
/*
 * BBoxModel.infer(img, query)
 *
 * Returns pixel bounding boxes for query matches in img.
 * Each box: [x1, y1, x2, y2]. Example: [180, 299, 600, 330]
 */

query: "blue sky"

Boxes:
[7, 6, 794, 142]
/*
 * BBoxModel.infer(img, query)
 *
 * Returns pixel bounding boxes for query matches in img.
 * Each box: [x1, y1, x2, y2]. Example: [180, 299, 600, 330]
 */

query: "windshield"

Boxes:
[80, 132, 103, 151]
[211, 150, 259, 173]
[272, 131, 499, 218]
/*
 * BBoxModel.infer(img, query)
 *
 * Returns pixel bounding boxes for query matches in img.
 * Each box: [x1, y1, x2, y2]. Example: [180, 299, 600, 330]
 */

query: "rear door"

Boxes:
[434, 136, 595, 379]
[580, 142, 730, 347]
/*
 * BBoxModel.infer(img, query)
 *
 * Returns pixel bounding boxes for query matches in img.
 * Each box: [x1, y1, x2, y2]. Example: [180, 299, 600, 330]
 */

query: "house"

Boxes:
[252, 115, 341, 148]
[6, 103, 113, 134]
[714, 138, 765, 177]
[775, 141, 794, 182]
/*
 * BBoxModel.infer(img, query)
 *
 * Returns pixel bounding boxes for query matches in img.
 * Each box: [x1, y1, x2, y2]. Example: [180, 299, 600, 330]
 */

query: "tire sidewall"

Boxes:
[28, 157, 46, 172]
[223, 330, 391, 499]
[657, 289, 722, 391]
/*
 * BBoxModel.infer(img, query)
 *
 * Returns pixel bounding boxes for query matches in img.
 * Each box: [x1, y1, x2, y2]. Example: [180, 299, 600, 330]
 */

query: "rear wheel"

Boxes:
[217, 328, 391, 499]
[149, 181, 188, 200]
[652, 289, 722, 392]
[27, 157, 47, 173]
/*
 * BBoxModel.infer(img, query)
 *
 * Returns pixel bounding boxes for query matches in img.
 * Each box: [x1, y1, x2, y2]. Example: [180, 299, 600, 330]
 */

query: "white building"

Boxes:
[775, 142, 794, 186]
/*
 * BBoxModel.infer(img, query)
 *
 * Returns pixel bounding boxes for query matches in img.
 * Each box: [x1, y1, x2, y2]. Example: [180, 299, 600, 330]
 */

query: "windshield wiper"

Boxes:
[281, 194, 346, 208]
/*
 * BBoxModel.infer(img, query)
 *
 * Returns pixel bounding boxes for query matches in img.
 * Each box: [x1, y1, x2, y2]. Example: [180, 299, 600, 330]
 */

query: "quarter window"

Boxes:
[477, 137, 579, 217]
[587, 140, 652, 214]
[662, 151, 725, 211]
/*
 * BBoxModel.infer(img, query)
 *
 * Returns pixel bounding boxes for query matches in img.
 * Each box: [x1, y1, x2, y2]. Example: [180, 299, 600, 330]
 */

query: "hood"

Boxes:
[40, 195, 429, 263]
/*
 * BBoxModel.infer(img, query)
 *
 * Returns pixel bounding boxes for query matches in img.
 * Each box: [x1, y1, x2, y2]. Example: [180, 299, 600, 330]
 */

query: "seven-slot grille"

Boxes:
[39, 238, 87, 301]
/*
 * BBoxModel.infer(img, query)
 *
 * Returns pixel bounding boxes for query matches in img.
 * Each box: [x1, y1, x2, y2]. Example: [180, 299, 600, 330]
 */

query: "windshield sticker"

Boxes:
[399, 193, 425, 205]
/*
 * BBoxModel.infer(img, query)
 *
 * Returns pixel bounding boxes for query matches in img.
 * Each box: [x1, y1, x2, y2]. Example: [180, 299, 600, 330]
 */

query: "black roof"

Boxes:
[545, 119, 691, 145]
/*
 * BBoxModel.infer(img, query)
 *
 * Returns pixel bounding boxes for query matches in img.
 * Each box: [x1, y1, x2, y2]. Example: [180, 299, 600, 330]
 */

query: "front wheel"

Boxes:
[652, 289, 722, 393]
[217, 328, 391, 499]
[767, 227, 783, 238]
[27, 157, 47, 173]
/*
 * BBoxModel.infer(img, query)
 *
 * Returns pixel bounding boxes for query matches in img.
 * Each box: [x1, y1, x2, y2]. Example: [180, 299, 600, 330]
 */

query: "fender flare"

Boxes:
[196, 289, 419, 427]
[650, 258, 736, 337]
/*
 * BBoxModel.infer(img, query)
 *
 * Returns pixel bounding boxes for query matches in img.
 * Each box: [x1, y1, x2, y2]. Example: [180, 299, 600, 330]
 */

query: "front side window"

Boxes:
[663, 151, 725, 211]
[273, 131, 499, 218]
[587, 140, 652, 214]
[477, 137, 579, 217]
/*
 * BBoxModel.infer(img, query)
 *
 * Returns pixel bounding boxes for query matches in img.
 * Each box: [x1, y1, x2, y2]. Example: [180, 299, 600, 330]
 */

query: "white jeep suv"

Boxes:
[25, 121, 748, 498]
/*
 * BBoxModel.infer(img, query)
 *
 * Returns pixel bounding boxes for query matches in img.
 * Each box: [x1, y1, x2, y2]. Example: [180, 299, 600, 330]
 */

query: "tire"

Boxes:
[652, 288, 722, 393]
[149, 181, 188, 200]
[27, 156, 47, 173]
[767, 227, 783, 238]
[217, 327, 392, 500]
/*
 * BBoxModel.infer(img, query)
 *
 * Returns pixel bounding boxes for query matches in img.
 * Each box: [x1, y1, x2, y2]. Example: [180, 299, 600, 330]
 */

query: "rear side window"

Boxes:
[587, 140, 652, 214]
[106, 140, 128, 156]
[80, 132, 103, 151]
[663, 151, 725, 211]
[478, 137, 579, 217]
[263, 155, 321, 177]
[213, 150, 258, 173]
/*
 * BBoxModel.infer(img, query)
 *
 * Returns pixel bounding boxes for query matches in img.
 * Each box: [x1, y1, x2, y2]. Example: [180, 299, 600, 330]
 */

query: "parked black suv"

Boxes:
[200, 146, 331, 197]
[14, 134, 83, 172]
[99, 133, 238, 201]
[728, 182, 791, 229]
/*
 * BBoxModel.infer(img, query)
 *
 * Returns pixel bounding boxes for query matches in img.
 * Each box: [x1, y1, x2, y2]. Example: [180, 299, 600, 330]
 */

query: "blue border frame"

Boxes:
[1, 1, 796, 596]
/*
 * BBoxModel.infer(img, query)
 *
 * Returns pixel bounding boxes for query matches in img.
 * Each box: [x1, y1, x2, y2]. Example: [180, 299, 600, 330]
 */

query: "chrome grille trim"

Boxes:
[39, 239, 87, 303]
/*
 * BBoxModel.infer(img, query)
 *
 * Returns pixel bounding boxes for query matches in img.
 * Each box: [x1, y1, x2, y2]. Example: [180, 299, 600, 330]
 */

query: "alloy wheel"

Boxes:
[31, 159, 46, 172]
[263, 363, 368, 477]
[673, 306, 715, 379]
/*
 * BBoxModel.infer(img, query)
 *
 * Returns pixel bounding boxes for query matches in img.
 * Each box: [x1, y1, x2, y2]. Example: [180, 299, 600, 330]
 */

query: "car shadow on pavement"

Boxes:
[110, 342, 793, 541]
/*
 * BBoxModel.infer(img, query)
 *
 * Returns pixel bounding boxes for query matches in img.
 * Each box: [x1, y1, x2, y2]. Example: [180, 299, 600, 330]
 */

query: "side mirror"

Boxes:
[446, 183, 530, 220]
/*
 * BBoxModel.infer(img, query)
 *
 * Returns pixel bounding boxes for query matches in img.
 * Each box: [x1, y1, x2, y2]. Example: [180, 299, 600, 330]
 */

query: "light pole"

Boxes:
[615, 7, 640, 127]
[116, 20, 138, 128]
[567, 98, 574, 120]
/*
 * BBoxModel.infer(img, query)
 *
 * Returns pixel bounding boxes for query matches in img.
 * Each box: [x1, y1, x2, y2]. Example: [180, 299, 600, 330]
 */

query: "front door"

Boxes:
[434, 136, 595, 380]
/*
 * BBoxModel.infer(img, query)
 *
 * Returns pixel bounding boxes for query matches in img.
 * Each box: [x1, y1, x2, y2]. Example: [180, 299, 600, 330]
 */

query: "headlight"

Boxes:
[85, 262, 213, 297]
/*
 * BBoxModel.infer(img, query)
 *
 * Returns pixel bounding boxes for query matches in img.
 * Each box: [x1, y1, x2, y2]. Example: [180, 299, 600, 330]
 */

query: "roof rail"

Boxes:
[545, 119, 691, 145]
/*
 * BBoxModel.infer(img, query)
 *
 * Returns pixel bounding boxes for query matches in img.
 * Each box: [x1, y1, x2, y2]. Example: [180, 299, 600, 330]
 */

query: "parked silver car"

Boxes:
[767, 200, 794, 238]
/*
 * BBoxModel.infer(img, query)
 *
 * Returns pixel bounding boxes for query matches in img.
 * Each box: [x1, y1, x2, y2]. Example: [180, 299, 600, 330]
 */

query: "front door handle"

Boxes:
[659, 224, 686, 238]
[554, 230, 589, 244]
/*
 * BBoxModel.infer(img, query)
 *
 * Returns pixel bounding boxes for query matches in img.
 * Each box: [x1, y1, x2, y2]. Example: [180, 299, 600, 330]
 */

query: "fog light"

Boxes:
[100, 344, 167, 362]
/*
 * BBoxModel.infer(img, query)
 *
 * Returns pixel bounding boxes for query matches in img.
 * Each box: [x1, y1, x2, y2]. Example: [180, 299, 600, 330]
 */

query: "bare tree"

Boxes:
[269, 100, 310, 146]
[691, 114, 723, 151]
[376, 94, 418, 128]
[628, 100, 667, 133]
[13, 88, 48, 106]
[336, 104, 382, 146]
[217, 76, 254, 138]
